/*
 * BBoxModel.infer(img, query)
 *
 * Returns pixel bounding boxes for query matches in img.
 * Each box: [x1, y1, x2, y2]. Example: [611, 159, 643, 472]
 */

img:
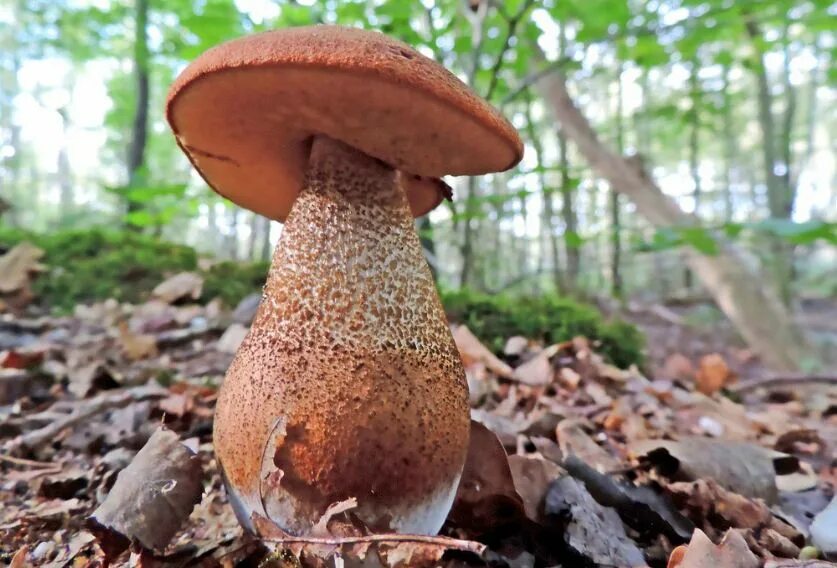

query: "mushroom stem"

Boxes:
[214, 135, 469, 536]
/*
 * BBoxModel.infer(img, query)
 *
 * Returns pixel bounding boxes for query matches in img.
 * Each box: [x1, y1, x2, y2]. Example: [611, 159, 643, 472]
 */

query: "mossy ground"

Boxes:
[1, 228, 643, 365]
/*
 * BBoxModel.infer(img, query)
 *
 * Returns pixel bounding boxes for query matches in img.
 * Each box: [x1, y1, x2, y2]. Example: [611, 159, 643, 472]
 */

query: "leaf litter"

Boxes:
[0, 270, 835, 566]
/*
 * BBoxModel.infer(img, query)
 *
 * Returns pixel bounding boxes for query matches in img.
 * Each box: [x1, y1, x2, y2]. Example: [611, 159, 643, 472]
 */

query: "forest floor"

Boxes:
[1, 271, 835, 567]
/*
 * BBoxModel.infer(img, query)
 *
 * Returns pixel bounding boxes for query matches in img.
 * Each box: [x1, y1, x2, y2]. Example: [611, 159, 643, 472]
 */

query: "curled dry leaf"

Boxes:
[452, 324, 513, 378]
[632, 437, 783, 503]
[88, 428, 204, 556]
[151, 272, 204, 304]
[449, 420, 526, 534]
[668, 529, 759, 568]
[0, 242, 45, 294]
[695, 354, 733, 395]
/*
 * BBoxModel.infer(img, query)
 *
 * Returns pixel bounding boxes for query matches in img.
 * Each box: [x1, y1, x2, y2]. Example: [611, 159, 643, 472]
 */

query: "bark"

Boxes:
[57, 107, 73, 218]
[746, 19, 795, 305]
[610, 65, 624, 299]
[459, 176, 478, 289]
[523, 90, 562, 292]
[684, 60, 701, 290]
[126, 0, 150, 214]
[260, 216, 273, 262]
[535, 63, 811, 372]
[559, 129, 579, 290]
[721, 63, 735, 222]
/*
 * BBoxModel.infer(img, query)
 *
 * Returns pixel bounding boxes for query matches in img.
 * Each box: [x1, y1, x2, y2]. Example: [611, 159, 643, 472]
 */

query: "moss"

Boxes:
[0, 227, 197, 311]
[201, 260, 270, 306]
[440, 289, 644, 367]
[1, 227, 644, 366]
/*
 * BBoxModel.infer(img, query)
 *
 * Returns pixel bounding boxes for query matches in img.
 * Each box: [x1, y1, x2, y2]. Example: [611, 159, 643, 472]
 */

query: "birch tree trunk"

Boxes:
[536, 64, 811, 372]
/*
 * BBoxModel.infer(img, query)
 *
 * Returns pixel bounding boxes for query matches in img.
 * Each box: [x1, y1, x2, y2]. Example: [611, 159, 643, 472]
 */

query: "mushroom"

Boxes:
[166, 26, 522, 536]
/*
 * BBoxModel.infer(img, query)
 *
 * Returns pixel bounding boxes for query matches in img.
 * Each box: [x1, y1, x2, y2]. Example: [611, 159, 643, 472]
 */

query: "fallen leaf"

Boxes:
[504, 335, 529, 356]
[118, 321, 158, 360]
[663, 353, 695, 381]
[557, 419, 624, 473]
[810, 496, 837, 559]
[449, 420, 525, 534]
[668, 529, 759, 568]
[512, 344, 561, 386]
[0, 242, 44, 294]
[88, 428, 204, 556]
[508, 454, 565, 521]
[695, 354, 733, 395]
[633, 437, 780, 503]
[452, 325, 513, 378]
[152, 272, 203, 304]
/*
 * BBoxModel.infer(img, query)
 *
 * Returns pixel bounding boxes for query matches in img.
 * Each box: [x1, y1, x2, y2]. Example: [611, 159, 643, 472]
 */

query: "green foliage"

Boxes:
[0, 228, 197, 310]
[201, 260, 269, 306]
[440, 289, 644, 367]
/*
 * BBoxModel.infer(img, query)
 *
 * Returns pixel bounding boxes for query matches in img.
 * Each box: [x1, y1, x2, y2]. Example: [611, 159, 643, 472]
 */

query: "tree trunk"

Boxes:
[260, 216, 273, 262]
[559, 128, 579, 291]
[746, 19, 795, 306]
[684, 59, 701, 290]
[524, 91, 562, 292]
[721, 63, 735, 222]
[57, 107, 73, 221]
[459, 176, 477, 289]
[610, 64, 624, 299]
[126, 0, 150, 216]
[536, 63, 811, 372]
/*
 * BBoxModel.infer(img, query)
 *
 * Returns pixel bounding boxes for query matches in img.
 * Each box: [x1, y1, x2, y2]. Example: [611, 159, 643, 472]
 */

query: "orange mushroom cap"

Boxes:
[166, 25, 523, 221]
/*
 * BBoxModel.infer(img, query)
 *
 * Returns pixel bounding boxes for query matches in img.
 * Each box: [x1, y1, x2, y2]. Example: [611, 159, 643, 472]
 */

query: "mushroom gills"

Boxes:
[213, 135, 470, 536]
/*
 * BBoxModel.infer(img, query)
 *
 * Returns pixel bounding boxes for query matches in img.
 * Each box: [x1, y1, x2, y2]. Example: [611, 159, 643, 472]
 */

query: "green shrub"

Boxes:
[440, 289, 644, 367]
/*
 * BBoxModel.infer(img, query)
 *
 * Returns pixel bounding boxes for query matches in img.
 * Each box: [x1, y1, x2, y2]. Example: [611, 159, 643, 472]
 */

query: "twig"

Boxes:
[731, 375, 837, 394]
[8, 384, 167, 452]
[262, 532, 486, 556]
[483, 0, 536, 101]
[0, 453, 57, 468]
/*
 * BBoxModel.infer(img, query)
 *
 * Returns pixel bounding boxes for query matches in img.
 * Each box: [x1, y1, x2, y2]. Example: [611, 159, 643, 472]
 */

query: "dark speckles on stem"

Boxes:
[212, 135, 469, 536]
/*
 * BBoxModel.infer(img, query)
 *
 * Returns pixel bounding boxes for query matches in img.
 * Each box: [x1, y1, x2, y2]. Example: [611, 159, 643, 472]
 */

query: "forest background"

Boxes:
[1, 0, 835, 373]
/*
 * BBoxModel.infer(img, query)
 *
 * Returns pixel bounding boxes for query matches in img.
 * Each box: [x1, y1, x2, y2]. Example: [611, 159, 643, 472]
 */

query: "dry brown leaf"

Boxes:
[557, 419, 624, 473]
[118, 321, 158, 360]
[633, 437, 780, 503]
[88, 428, 203, 556]
[449, 420, 525, 534]
[152, 272, 203, 304]
[508, 454, 565, 521]
[695, 354, 733, 395]
[452, 325, 513, 378]
[668, 529, 759, 568]
[663, 353, 695, 381]
[512, 344, 560, 385]
[0, 242, 44, 294]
